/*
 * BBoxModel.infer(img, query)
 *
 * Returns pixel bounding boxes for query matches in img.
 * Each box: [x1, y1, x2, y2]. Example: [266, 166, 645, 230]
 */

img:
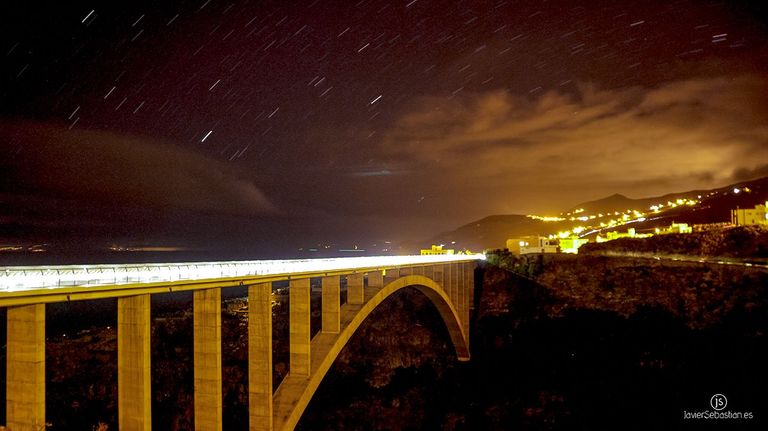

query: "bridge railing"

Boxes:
[0, 254, 482, 291]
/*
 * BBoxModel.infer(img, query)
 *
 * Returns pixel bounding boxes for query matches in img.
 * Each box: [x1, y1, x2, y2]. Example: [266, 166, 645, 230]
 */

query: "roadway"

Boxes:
[0, 254, 484, 306]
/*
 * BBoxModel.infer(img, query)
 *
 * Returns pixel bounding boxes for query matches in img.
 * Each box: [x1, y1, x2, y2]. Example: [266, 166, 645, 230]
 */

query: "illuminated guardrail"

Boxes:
[0, 254, 484, 292]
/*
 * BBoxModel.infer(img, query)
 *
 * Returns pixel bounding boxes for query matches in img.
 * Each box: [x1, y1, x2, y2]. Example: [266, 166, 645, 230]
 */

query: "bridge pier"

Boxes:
[422, 265, 434, 279]
[6, 304, 46, 431]
[321, 276, 340, 333]
[443, 264, 454, 312]
[367, 270, 383, 290]
[118, 294, 152, 431]
[289, 278, 310, 377]
[249, 283, 273, 431]
[432, 264, 444, 286]
[194, 288, 223, 431]
[463, 262, 473, 346]
[346, 273, 364, 305]
[457, 264, 466, 343]
[454, 264, 462, 339]
[441, 263, 448, 299]
[384, 268, 399, 284]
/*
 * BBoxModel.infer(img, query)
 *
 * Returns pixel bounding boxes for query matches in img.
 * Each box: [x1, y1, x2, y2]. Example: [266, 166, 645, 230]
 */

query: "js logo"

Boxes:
[710, 394, 727, 411]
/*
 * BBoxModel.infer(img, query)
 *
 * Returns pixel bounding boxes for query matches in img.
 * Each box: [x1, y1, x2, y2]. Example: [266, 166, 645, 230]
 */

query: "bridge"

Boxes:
[0, 254, 482, 431]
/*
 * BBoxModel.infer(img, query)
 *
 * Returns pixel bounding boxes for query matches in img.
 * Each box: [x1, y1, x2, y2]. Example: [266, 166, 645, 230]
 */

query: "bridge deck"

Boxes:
[0, 254, 482, 306]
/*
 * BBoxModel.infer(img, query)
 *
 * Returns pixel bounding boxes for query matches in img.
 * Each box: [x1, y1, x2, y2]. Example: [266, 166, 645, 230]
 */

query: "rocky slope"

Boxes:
[299, 256, 768, 429]
[581, 225, 768, 259]
[531, 253, 768, 329]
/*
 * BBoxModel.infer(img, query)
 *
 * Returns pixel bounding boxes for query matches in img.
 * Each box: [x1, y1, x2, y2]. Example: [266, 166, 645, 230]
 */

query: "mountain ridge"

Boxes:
[424, 176, 768, 252]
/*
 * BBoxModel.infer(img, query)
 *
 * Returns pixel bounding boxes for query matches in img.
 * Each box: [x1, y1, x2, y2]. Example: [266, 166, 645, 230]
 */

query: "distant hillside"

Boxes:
[590, 176, 768, 232]
[427, 215, 550, 252]
[566, 193, 640, 215]
[566, 176, 768, 216]
[424, 176, 768, 252]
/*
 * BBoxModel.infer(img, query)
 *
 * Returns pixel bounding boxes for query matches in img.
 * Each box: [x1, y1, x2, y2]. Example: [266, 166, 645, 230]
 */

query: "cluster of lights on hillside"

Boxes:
[527, 196, 712, 238]
[649, 197, 700, 213]
[525, 188, 753, 239]
[503, 185, 765, 255]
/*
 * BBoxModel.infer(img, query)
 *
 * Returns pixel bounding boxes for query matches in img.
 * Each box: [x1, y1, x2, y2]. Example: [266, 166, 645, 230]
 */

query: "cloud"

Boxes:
[381, 74, 768, 212]
[0, 122, 276, 216]
[732, 163, 768, 182]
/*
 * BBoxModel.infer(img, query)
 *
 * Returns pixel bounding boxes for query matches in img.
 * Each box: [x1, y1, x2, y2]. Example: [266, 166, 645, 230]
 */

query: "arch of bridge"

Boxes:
[275, 273, 469, 431]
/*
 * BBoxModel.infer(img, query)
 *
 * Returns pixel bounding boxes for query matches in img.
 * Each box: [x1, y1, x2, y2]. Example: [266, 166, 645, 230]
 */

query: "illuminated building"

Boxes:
[420, 244, 455, 255]
[655, 222, 692, 235]
[559, 236, 590, 254]
[506, 236, 558, 255]
[506, 236, 538, 255]
[596, 228, 652, 243]
[730, 202, 768, 226]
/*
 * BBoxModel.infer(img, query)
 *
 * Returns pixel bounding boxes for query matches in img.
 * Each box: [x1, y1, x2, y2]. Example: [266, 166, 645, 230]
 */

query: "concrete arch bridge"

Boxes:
[0, 254, 481, 431]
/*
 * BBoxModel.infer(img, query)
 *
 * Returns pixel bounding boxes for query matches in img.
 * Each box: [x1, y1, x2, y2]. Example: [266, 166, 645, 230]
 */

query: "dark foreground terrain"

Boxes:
[1, 253, 767, 430]
[300, 255, 768, 430]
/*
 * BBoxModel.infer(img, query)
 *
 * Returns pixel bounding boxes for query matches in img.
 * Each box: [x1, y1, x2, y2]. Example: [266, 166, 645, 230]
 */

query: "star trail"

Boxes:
[1, 0, 767, 257]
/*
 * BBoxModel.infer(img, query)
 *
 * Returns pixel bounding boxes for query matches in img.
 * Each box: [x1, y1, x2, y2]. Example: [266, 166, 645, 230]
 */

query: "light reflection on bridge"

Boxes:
[0, 254, 483, 291]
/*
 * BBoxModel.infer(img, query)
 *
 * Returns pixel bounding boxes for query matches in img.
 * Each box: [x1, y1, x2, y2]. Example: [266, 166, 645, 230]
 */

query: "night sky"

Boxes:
[1, 0, 767, 256]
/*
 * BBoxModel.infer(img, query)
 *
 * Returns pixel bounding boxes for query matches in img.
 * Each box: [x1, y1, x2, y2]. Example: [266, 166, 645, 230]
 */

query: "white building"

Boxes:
[518, 237, 558, 255]
[731, 202, 768, 226]
[420, 244, 455, 255]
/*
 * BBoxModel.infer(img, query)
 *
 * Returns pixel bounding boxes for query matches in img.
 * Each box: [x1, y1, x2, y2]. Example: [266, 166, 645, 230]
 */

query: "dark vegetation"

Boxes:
[581, 225, 768, 259]
[300, 255, 768, 429]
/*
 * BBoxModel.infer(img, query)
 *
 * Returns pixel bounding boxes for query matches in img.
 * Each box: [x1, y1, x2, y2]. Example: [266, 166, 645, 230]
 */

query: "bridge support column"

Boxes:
[452, 263, 461, 319]
[322, 275, 340, 333]
[6, 304, 45, 431]
[289, 278, 310, 377]
[423, 265, 434, 280]
[465, 262, 475, 310]
[456, 263, 469, 338]
[249, 283, 273, 431]
[347, 273, 364, 305]
[432, 264, 444, 287]
[384, 268, 399, 284]
[118, 294, 151, 431]
[463, 263, 474, 345]
[367, 270, 383, 290]
[456, 263, 465, 338]
[194, 288, 223, 431]
[443, 264, 454, 310]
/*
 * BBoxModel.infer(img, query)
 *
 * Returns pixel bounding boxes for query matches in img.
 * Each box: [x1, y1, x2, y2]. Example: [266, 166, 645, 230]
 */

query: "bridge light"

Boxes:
[0, 254, 484, 292]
